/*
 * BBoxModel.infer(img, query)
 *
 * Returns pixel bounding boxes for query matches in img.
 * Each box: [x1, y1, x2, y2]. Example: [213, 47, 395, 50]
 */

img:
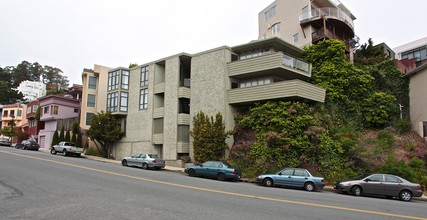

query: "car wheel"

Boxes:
[351, 186, 362, 196]
[217, 173, 226, 181]
[263, 178, 274, 187]
[63, 150, 67, 156]
[122, 160, 128, 166]
[188, 169, 196, 177]
[51, 148, 57, 155]
[304, 182, 315, 192]
[399, 190, 412, 202]
[142, 163, 149, 170]
[23, 146, 27, 150]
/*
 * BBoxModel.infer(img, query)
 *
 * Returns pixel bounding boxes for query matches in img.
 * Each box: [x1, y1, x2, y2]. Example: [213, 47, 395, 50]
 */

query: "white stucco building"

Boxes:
[15, 80, 46, 102]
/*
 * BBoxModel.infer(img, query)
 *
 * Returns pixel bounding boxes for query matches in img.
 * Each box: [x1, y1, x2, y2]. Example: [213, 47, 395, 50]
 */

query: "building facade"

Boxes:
[15, 80, 46, 102]
[38, 95, 80, 148]
[394, 36, 427, 73]
[406, 63, 427, 138]
[82, 38, 326, 166]
[1, 103, 27, 143]
[258, 0, 358, 59]
[25, 100, 44, 141]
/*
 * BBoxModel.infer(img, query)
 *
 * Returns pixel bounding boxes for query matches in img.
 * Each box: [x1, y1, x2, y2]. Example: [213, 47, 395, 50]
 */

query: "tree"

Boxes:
[129, 63, 138, 68]
[189, 112, 230, 162]
[51, 130, 60, 148]
[65, 130, 71, 142]
[1, 126, 14, 139]
[362, 92, 399, 128]
[76, 133, 83, 148]
[59, 125, 65, 141]
[0, 81, 24, 104]
[86, 111, 124, 158]
[71, 120, 80, 145]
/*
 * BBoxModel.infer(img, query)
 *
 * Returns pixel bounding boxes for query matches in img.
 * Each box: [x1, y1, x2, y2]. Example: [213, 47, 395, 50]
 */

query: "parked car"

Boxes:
[51, 141, 84, 157]
[333, 174, 423, 201]
[256, 168, 325, 191]
[185, 161, 241, 181]
[0, 137, 12, 146]
[122, 153, 165, 170]
[15, 140, 39, 151]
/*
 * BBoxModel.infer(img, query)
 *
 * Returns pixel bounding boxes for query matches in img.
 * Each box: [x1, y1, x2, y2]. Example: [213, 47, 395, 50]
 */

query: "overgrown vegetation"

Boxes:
[228, 39, 426, 186]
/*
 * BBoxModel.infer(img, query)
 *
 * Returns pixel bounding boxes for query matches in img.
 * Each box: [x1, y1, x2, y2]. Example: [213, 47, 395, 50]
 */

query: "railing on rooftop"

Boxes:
[282, 54, 310, 73]
[300, 7, 354, 31]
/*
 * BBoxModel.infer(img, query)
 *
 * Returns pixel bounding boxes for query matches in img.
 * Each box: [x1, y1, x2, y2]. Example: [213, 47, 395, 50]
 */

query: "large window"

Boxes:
[265, 6, 276, 20]
[27, 106, 32, 114]
[107, 92, 118, 112]
[3, 110, 7, 117]
[87, 94, 96, 107]
[402, 47, 427, 61]
[88, 76, 97, 89]
[17, 110, 22, 117]
[43, 106, 49, 114]
[272, 23, 280, 35]
[33, 105, 38, 113]
[120, 92, 128, 112]
[141, 66, 149, 87]
[10, 110, 15, 117]
[121, 71, 129, 90]
[140, 89, 148, 110]
[108, 71, 119, 91]
[86, 113, 94, 125]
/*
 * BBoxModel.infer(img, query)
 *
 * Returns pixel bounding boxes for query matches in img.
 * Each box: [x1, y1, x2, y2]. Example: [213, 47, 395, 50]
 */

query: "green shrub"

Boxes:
[395, 118, 412, 134]
[84, 147, 102, 157]
[376, 157, 417, 182]
[375, 130, 395, 153]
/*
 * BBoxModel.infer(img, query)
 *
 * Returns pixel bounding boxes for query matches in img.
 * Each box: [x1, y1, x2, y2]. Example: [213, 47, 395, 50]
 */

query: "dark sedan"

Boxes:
[185, 161, 241, 181]
[15, 140, 40, 151]
[334, 174, 423, 201]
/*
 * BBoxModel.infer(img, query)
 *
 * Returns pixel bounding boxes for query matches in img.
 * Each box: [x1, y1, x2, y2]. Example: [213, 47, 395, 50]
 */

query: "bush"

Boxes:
[395, 118, 412, 134]
[376, 157, 417, 182]
[375, 130, 395, 154]
[84, 147, 102, 157]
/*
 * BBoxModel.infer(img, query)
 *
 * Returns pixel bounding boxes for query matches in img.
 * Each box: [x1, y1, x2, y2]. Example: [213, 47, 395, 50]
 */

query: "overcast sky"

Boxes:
[1, 0, 426, 85]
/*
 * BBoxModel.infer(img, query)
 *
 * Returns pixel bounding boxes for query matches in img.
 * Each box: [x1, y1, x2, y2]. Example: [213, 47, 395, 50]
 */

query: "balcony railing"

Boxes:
[282, 54, 310, 73]
[300, 7, 354, 31]
[312, 27, 360, 50]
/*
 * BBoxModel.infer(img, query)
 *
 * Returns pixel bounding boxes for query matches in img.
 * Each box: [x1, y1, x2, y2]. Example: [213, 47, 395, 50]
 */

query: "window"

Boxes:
[239, 78, 271, 88]
[3, 110, 7, 117]
[108, 71, 119, 91]
[88, 76, 97, 89]
[293, 33, 299, 44]
[33, 105, 38, 113]
[120, 92, 128, 112]
[272, 23, 280, 35]
[141, 66, 149, 87]
[385, 175, 402, 183]
[240, 48, 270, 60]
[86, 113, 94, 125]
[177, 125, 190, 142]
[44, 106, 49, 114]
[17, 110, 22, 117]
[368, 174, 383, 182]
[87, 94, 96, 107]
[281, 169, 294, 176]
[140, 89, 148, 110]
[301, 5, 309, 20]
[53, 106, 58, 115]
[264, 6, 276, 20]
[121, 70, 129, 89]
[294, 169, 308, 177]
[74, 108, 78, 113]
[107, 92, 118, 112]
[27, 107, 32, 114]
[10, 110, 15, 117]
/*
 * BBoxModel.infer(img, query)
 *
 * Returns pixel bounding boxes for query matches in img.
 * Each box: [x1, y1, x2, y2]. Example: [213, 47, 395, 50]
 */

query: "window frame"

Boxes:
[87, 94, 96, 107]
[140, 66, 149, 87]
[139, 88, 148, 110]
[88, 76, 97, 89]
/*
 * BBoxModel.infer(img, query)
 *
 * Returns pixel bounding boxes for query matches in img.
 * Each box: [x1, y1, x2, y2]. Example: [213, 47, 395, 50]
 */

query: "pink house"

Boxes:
[38, 95, 80, 148]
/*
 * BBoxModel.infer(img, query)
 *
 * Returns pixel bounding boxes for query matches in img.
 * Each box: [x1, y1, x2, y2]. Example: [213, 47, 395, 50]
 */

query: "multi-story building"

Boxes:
[1, 103, 27, 143]
[38, 95, 80, 148]
[406, 62, 427, 138]
[258, 0, 358, 59]
[24, 99, 44, 141]
[80, 65, 111, 131]
[394, 36, 427, 73]
[82, 37, 326, 166]
[15, 80, 46, 102]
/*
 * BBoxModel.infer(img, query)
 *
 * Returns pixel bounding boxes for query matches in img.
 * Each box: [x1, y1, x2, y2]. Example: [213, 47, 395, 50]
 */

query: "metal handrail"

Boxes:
[300, 7, 354, 31]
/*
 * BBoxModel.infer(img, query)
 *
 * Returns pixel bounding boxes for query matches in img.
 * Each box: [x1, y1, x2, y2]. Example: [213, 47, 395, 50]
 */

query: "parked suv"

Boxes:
[51, 141, 84, 157]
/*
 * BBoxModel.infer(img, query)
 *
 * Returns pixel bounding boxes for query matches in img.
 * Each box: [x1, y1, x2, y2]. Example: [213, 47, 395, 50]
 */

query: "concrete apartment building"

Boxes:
[15, 80, 46, 102]
[394, 37, 427, 73]
[82, 37, 326, 166]
[258, 0, 358, 59]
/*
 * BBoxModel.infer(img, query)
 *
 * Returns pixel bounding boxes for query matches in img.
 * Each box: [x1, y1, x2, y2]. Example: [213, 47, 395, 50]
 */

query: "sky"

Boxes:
[1, 0, 426, 85]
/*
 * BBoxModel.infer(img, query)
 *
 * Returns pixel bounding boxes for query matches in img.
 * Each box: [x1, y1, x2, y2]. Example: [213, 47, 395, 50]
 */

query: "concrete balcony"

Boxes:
[177, 142, 190, 153]
[178, 87, 191, 99]
[177, 113, 190, 125]
[227, 79, 326, 104]
[153, 107, 164, 119]
[154, 83, 165, 94]
[300, 7, 355, 36]
[152, 134, 163, 144]
[227, 52, 311, 81]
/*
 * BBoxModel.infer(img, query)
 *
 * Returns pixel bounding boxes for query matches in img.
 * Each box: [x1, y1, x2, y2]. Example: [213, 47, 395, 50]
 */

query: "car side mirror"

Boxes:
[199, 165, 203, 167]
[365, 178, 371, 182]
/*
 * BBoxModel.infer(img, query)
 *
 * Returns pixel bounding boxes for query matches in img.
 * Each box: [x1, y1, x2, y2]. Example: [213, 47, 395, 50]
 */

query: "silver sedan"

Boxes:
[121, 153, 165, 170]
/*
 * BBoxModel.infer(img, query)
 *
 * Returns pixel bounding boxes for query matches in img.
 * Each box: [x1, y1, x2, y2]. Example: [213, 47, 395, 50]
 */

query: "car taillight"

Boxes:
[232, 170, 236, 174]
[152, 160, 157, 164]
[418, 184, 422, 190]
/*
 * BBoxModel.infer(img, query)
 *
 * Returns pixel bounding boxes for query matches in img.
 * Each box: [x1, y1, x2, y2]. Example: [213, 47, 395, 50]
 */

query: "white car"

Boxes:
[51, 141, 84, 157]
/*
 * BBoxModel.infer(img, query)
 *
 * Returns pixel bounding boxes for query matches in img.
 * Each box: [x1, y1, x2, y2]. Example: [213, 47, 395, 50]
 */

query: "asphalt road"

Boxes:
[0, 146, 426, 220]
